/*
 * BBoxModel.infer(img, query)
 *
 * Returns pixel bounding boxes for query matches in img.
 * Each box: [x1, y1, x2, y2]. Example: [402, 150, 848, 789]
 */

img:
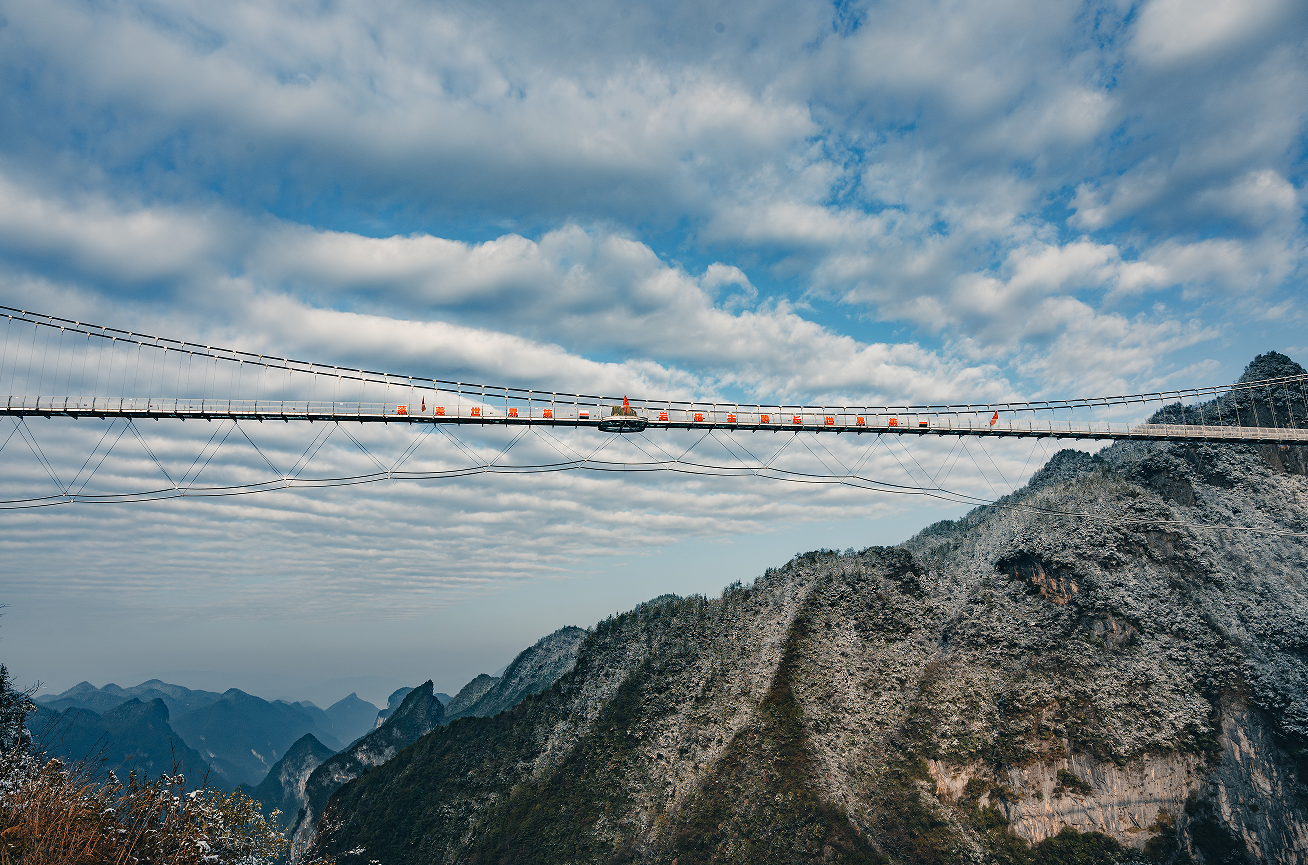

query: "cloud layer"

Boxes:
[0, 0, 1304, 697]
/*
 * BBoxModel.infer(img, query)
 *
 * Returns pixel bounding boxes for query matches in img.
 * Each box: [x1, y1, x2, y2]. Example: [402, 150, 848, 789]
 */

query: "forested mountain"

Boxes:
[293, 626, 589, 846]
[310, 356, 1308, 864]
[443, 674, 498, 718]
[445, 626, 586, 722]
[374, 687, 417, 727]
[32, 698, 237, 790]
[292, 681, 447, 844]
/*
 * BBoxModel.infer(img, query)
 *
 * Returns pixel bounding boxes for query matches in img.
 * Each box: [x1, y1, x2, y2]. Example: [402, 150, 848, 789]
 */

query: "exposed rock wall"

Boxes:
[291, 681, 445, 846]
[248, 733, 335, 831]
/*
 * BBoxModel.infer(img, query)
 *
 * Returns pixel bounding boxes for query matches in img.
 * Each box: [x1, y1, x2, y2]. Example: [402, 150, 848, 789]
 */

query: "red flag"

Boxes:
[989, 411, 999, 426]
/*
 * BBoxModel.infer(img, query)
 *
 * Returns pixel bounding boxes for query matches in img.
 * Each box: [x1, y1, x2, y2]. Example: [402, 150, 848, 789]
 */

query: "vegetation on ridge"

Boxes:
[310, 356, 1308, 864]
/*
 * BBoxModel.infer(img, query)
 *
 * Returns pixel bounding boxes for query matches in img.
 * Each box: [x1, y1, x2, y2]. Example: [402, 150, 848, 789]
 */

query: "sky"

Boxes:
[0, 0, 1305, 708]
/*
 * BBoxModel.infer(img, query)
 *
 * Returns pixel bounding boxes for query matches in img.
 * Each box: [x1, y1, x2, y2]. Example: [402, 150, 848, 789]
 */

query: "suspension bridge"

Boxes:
[1, 306, 1306, 519]
[3, 306, 1307, 444]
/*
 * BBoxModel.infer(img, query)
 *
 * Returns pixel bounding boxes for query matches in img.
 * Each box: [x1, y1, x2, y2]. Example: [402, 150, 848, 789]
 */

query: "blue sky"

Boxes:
[1, 0, 1305, 705]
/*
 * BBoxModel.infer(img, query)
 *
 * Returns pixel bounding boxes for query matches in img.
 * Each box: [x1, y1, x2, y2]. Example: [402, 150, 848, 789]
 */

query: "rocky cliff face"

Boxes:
[292, 681, 446, 846]
[247, 733, 335, 831]
[310, 358, 1308, 865]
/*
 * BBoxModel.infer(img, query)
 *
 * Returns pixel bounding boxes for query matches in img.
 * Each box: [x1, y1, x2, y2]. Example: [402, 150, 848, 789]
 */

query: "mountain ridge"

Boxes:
[309, 355, 1308, 864]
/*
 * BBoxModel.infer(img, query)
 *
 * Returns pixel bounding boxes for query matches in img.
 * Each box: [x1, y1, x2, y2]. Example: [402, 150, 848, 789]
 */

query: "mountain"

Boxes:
[245, 733, 337, 831]
[276, 700, 333, 738]
[289, 629, 589, 846]
[33, 698, 236, 789]
[446, 626, 586, 721]
[35, 679, 223, 719]
[310, 356, 1308, 864]
[374, 686, 416, 727]
[324, 693, 380, 743]
[171, 689, 343, 786]
[443, 674, 498, 717]
[292, 681, 446, 845]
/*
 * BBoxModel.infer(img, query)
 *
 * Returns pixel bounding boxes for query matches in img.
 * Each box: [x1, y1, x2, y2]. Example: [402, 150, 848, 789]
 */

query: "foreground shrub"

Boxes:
[0, 664, 313, 865]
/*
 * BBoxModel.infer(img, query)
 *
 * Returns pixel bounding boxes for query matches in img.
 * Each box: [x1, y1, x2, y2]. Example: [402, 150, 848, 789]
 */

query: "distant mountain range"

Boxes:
[37, 679, 224, 718]
[170, 689, 345, 785]
[33, 680, 384, 787]
[23, 627, 587, 824]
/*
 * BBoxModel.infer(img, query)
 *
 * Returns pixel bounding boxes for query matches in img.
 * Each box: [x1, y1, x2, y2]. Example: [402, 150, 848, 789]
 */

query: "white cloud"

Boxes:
[1131, 0, 1296, 66]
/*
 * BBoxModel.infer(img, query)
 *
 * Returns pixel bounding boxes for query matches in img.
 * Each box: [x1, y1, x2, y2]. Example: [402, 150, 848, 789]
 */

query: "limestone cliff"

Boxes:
[246, 733, 335, 831]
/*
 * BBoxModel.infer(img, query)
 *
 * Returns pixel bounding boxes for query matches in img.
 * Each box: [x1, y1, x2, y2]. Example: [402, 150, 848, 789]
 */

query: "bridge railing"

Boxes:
[5, 395, 1308, 443]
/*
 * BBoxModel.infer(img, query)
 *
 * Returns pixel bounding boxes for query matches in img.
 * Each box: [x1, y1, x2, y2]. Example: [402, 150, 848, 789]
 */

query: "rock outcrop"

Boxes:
[292, 681, 445, 846]
[246, 732, 335, 830]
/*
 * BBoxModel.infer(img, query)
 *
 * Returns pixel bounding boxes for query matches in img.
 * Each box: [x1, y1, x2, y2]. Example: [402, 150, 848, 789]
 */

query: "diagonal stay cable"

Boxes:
[183, 421, 237, 490]
[0, 417, 23, 457]
[877, 433, 926, 490]
[705, 431, 760, 473]
[974, 437, 1012, 491]
[1013, 437, 1044, 490]
[930, 436, 966, 487]
[486, 427, 531, 469]
[127, 419, 177, 489]
[849, 433, 886, 477]
[71, 421, 133, 497]
[933, 435, 970, 494]
[15, 419, 66, 495]
[959, 439, 1004, 500]
[674, 430, 714, 463]
[534, 426, 586, 463]
[389, 426, 435, 473]
[286, 424, 336, 479]
[578, 431, 618, 466]
[65, 420, 121, 491]
[795, 434, 845, 477]
[233, 420, 285, 479]
[530, 426, 586, 466]
[761, 433, 797, 469]
[890, 436, 938, 489]
[176, 418, 232, 486]
[632, 430, 678, 464]
[810, 433, 852, 475]
[622, 433, 681, 469]
[432, 426, 491, 468]
[715, 430, 767, 467]
[334, 423, 389, 475]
